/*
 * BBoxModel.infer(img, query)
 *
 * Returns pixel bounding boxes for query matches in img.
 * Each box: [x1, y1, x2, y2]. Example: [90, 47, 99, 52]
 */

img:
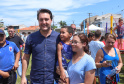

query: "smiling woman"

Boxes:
[67, 33, 96, 84]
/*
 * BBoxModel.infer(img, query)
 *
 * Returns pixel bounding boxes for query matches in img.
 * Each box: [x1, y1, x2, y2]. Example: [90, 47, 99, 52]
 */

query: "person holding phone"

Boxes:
[95, 34, 123, 84]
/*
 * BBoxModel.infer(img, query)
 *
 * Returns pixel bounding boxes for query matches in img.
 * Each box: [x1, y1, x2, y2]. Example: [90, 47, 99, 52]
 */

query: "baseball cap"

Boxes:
[0, 29, 5, 35]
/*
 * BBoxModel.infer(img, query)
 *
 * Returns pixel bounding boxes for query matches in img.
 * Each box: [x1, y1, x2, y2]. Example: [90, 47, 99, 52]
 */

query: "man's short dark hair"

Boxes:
[7, 26, 14, 29]
[88, 32, 94, 38]
[37, 8, 53, 20]
[95, 30, 101, 38]
[61, 26, 73, 35]
[105, 33, 110, 37]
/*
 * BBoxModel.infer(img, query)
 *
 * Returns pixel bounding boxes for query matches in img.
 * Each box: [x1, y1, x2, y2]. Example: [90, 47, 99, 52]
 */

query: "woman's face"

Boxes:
[71, 35, 83, 52]
[105, 37, 115, 48]
[119, 21, 123, 26]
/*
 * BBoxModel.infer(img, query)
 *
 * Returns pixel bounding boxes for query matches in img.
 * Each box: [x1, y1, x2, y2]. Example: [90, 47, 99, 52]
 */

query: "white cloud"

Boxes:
[0, 0, 109, 26]
[1, 0, 108, 10]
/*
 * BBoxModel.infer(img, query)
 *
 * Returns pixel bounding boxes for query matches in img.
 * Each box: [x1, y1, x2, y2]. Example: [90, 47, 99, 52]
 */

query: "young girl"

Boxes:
[113, 18, 124, 49]
[56, 26, 73, 84]
[67, 33, 96, 84]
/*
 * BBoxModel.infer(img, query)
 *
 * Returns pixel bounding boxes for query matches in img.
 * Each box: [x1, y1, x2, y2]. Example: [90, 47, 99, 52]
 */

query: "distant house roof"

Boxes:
[96, 13, 122, 20]
[6, 24, 27, 29]
[18, 26, 39, 30]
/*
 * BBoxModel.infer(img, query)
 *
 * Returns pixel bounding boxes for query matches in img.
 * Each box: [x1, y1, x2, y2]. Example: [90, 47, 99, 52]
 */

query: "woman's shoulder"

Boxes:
[84, 54, 96, 70]
[114, 48, 120, 53]
[114, 48, 119, 51]
[84, 54, 94, 62]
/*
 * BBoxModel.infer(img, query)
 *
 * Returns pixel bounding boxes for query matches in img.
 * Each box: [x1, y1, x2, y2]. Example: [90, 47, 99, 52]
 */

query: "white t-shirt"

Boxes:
[70, 31, 77, 40]
[89, 41, 105, 60]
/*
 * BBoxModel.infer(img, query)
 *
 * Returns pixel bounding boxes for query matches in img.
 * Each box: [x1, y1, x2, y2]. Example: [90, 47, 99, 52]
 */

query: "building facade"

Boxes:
[81, 13, 123, 33]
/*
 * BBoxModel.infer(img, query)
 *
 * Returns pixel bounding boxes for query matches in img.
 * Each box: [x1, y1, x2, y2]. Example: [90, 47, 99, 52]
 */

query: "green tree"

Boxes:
[51, 25, 57, 30]
[0, 24, 3, 28]
[0, 19, 3, 28]
[58, 20, 67, 27]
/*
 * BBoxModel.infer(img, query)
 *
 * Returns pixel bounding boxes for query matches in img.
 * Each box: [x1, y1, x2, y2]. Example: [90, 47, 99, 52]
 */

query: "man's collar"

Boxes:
[39, 29, 53, 37]
[6, 40, 9, 45]
[0, 40, 9, 48]
[8, 35, 15, 38]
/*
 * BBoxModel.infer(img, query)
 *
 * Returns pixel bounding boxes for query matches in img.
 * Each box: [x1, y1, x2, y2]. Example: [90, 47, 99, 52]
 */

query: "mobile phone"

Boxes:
[106, 60, 112, 65]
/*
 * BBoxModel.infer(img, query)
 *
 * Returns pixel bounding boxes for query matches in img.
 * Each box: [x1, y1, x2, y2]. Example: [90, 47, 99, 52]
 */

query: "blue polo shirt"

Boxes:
[24, 30, 60, 84]
[0, 40, 19, 72]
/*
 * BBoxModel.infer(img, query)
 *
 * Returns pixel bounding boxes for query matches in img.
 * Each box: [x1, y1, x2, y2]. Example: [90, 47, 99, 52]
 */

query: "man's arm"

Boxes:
[22, 43, 25, 49]
[113, 26, 118, 37]
[0, 70, 10, 78]
[21, 53, 30, 84]
[19, 36, 25, 50]
[21, 43, 25, 56]
[13, 51, 20, 71]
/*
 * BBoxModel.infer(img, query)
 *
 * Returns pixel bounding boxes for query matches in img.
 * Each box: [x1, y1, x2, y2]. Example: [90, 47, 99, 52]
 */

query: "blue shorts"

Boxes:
[117, 35, 123, 39]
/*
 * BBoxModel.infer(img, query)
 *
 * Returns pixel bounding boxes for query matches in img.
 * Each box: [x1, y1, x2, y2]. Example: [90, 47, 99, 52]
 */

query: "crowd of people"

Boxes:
[0, 8, 123, 84]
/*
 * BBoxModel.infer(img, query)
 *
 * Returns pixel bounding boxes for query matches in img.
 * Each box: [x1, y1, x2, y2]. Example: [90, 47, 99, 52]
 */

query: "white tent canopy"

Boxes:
[85, 24, 104, 31]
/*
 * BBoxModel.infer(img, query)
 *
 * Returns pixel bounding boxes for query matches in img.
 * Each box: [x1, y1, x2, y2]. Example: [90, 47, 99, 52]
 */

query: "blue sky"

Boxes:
[0, 0, 124, 27]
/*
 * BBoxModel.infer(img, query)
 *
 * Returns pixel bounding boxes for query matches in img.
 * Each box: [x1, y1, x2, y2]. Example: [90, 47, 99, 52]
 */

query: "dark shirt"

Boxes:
[6, 35, 24, 49]
[24, 30, 60, 84]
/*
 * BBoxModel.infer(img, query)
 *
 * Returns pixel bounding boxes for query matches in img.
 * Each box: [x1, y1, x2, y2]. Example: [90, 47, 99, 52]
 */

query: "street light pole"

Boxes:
[88, 13, 92, 25]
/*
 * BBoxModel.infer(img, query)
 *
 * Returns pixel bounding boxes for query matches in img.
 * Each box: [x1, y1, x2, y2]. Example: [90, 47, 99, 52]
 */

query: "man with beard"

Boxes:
[21, 9, 60, 84]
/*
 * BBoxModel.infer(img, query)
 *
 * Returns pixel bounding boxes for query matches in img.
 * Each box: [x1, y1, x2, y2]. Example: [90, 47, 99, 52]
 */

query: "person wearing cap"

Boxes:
[0, 29, 20, 84]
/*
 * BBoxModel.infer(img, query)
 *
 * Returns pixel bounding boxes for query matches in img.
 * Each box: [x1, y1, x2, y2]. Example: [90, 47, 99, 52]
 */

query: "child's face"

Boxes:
[60, 28, 71, 41]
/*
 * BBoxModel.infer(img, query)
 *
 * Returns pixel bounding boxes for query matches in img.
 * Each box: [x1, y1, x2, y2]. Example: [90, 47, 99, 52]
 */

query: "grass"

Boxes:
[119, 54, 124, 84]
[16, 54, 124, 84]
[16, 55, 32, 84]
